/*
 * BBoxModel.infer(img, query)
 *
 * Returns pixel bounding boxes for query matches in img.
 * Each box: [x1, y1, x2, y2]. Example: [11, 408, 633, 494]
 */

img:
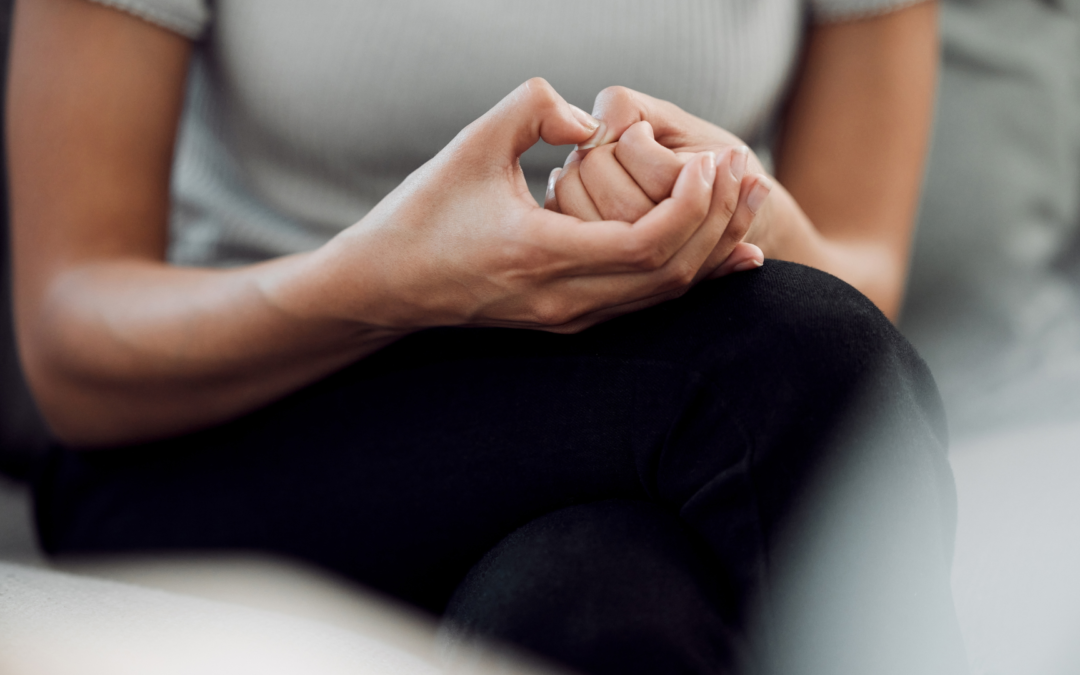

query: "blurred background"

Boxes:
[2, 0, 1079, 673]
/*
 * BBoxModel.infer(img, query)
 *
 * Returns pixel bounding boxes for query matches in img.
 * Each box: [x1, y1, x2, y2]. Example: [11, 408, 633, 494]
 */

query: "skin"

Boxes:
[8, 0, 938, 448]
[547, 124, 770, 280]
[551, 1, 939, 319]
[8, 0, 753, 447]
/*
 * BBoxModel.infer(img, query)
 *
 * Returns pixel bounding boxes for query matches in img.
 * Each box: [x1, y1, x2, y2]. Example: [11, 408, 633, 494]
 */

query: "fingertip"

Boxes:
[731, 146, 749, 182]
[702, 151, 717, 188]
[547, 167, 562, 190]
[622, 120, 656, 142]
[733, 243, 765, 272]
[746, 174, 774, 214]
[545, 167, 562, 211]
[732, 257, 765, 273]
[576, 120, 612, 151]
[568, 104, 601, 134]
[710, 243, 764, 278]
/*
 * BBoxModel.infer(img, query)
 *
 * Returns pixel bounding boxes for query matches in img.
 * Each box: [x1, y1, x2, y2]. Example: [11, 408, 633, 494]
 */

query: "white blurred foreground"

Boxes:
[0, 555, 565, 675]
[2, 415, 1080, 675]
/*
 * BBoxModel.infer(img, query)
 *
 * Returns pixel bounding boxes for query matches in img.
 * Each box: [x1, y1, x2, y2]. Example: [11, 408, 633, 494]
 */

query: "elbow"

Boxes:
[14, 302, 127, 449]
[16, 327, 96, 448]
[17, 358, 140, 449]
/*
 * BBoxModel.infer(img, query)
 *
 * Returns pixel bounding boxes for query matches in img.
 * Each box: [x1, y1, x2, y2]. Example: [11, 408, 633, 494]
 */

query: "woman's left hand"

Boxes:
[546, 89, 773, 279]
[550, 2, 939, 322]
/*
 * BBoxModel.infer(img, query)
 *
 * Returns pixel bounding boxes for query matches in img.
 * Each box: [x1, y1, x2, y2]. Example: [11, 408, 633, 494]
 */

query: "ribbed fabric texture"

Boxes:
[84, 0, 923, 268]
[810, 0, 929, 23]
[88, 0, 209, 38]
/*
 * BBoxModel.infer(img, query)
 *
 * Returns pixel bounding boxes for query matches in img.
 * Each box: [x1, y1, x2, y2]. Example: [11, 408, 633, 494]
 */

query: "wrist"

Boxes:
[741, 181, 827, 273]
[254, 245, 413, 344]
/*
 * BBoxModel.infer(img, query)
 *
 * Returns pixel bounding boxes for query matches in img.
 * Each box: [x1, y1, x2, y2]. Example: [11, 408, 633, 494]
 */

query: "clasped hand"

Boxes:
[318, 78, 773, 334]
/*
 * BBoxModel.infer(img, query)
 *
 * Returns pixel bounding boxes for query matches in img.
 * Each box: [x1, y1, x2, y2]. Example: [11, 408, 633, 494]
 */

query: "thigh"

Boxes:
[33, 261, 954, 626]
[35, 305, 722, 611]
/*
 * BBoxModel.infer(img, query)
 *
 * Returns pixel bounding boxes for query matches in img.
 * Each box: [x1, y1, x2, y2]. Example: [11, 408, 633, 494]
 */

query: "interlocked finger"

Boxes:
[552, 158, 602, 222]
[654, 145, 751, 287]
[524, 151, 717, 281]
[612, 121, 686, 202]
[544, 168, 562, 213]
[575, 143, 656, 223]
[704, 174, 773, 278]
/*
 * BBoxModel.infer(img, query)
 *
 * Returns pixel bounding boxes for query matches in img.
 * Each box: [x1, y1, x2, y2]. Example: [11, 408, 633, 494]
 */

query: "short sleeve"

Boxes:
[86, 0, 211, 39]
[809, 0, 931, 24]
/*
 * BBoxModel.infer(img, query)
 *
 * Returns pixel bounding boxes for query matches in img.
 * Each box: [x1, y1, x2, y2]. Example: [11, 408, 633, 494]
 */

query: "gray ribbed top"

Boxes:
[82, 0, 1080, 440]
[88, 0, 920, 267]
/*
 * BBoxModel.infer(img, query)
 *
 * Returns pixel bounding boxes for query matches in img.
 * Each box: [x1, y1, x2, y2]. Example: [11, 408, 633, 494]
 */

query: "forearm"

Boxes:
[754, 2, 937, 322]
[20, 250, 405, 448]
[750, 183, 908, 320]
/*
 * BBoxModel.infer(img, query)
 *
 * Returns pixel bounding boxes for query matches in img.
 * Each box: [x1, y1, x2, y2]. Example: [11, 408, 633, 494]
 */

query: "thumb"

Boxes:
[474, 78, 601, 160]
[709, 242, 765, 279]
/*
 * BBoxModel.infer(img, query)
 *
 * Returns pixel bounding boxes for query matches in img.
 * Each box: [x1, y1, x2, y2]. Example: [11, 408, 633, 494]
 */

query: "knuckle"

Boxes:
[717, 185, 739, 220]
[576, 147, 607, 181]
[530, 297, 573, 326]
[727, 212, 751, 241]
[521, 77, 560, 110]
[552, 172, 576, 204]
[596, 85, 635, 108]
[724, 194, 740, 220]
[664, 259, 698, 289]
[624, 238, 667, 271]
[580, 143, 616, 172]
[619, 121, 654, 150]
[691, 195, 713, 223]
[504, 241, 540, 270]
[578, 149, 598, 176]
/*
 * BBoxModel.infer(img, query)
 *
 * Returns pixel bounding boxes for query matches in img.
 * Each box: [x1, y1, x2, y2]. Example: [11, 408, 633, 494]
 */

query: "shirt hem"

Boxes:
[812, 0, 933, 24]
[85, 0, 206, 39]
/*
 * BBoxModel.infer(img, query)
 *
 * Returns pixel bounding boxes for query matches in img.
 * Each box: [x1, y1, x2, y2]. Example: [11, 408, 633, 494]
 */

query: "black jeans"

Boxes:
[34, 262, 966, 675]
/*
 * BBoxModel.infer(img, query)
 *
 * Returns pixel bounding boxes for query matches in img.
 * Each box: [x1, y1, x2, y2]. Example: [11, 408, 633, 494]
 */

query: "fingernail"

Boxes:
[546, 167, 560, 198]
[747, 176, 773, 213]
[568, 104, 601, 132]
[731, 146, 749, 182]
[733, 259, 764, 273]
[576, 121, 609, 150]
[702, 152, 717, 187]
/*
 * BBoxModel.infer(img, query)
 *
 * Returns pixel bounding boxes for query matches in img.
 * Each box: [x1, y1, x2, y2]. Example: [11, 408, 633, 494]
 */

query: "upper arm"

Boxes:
[775, 1, 939, 263]
[7, 0, 191, 328]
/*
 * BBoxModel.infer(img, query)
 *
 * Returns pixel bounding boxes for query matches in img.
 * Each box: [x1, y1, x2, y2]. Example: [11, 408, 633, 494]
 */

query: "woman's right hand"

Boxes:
[296, 79, 732, 335]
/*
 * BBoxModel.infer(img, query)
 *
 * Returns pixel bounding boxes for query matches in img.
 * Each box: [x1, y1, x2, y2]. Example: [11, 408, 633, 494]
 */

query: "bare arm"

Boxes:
[765, 1, 939, 318]
[557, 2, 939, 319]
[10, 0, 733, 448]
[7, 0, 400, 446]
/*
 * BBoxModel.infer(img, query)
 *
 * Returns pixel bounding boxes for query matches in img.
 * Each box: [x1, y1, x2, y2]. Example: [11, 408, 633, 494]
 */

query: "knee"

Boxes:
[684, 261, 946, 444]
[638, 262, 949, 515]
[703, 262, 953, 531]
[702, 261, 908, 368]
